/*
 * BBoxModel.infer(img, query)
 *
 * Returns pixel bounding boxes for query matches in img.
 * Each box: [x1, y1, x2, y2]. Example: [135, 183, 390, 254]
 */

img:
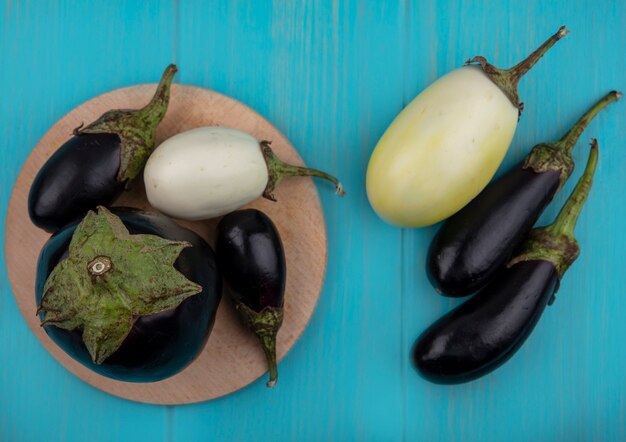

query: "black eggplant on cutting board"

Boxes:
[28, 64, 177, 232]
[36, 207, 221, 382]
[413, 141, 599, 384]
[216, 209, 286, 387]
[428, 91, 619, 297]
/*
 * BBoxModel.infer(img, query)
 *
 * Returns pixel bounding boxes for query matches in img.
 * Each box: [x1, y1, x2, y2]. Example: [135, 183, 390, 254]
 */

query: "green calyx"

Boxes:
[508, 140, 599, 282]
[234, 301, 284, 388]
[467, 26, 568, 116]
[261, 141, 345, 201]
[523, 143, 574, 193]
[507, 227, 580, 279]
[38, 206, 202, 364]
[523, 91, 620, 191]
[73, 64, 178, 184]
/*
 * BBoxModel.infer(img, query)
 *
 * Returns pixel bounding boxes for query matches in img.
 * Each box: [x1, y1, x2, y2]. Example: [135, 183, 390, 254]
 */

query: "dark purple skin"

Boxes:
[427, 165, 560, 297]
[413, 260, 558, 384]
[35, 208, 222, 382]
[29, 133, 124, 232]
[216, 209, 286, 312]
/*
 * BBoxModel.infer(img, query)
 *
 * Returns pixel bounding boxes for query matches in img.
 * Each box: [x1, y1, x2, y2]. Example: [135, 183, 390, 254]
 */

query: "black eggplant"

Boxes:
[413, 141, 599, 384]
[36, 206, 221, 382]
[216, 209, 286, 387]
[428, 91, 619, 297]
[29, 64, 177, 232]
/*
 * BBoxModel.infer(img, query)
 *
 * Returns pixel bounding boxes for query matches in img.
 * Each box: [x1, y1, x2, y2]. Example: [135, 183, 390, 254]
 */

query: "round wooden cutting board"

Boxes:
[4, 83, 328, 404]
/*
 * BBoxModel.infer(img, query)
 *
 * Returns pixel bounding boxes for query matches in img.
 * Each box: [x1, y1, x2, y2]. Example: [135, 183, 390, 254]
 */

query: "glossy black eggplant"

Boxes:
[428, 91, 619, 297]
[36, 207, 221, 382]
[216, 209, 286, 387]
[415, 260, 558, 384]
[414, 141, 599, 384]
[29, 64, 177, 232]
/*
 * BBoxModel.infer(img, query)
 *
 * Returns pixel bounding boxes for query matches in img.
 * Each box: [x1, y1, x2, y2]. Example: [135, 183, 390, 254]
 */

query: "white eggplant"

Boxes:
[366, 26, 568, 228]
[144, 127, 343, 220]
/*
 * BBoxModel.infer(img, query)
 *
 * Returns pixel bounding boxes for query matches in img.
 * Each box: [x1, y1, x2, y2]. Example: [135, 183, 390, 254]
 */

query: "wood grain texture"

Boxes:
[5, 83, 327, 404]
[171, 2, 406, 441]
[1, 0, 625, 441]
[403, 2, 626, 442]
[0, 2, 176, 441]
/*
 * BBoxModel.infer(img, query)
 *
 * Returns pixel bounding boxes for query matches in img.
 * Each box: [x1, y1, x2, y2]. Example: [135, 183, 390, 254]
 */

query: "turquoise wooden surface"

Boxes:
[1, 1, 624, 440]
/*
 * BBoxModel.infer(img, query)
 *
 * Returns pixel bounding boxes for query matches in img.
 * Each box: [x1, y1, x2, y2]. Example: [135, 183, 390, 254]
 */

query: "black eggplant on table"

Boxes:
[216, 209, 286, 388]
[29, 64, 177, 232]
[413, 140, 599, 384]
[428, 91, 620, 297]
[36, 206, 221, 382]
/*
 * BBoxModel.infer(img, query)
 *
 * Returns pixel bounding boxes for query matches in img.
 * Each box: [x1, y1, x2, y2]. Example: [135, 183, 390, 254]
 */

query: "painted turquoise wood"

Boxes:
[173, 2, 405, 440]
[402, 2, 626, 441]
[1, 1, 624, 441]
[0, 2, 175, 442]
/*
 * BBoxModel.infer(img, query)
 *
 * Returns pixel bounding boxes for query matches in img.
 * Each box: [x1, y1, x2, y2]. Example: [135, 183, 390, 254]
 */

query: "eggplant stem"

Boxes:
[506, 26, 569, 83]
[71, 64, 178, 183]
[261, 141, 345, 201]
[232, 302, 283, 387]
[259, 332, 279, 388]
[557, 91, 621, 154]
[139, 64, 178, 124]
[467, 26, 568, 114]
[549, 139, 599, 237]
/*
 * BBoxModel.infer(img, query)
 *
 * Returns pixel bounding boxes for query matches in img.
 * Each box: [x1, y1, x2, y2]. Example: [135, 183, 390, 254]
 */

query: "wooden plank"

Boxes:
[172, 1, 406, 440]
[402, 1, 626, 441]
[1, 0, 625, 441]
[0, 1, 176, 441]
